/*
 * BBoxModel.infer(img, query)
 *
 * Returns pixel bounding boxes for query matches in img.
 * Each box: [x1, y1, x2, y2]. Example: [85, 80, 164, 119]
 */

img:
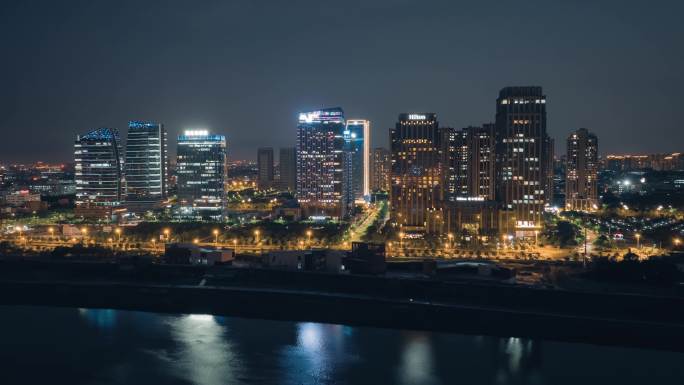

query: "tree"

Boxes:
[593, 234, 610, 249]
[556, 221, 579, 247]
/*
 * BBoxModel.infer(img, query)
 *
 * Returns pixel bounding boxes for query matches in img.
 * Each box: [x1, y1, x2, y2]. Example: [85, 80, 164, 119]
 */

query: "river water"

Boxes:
[0, 305, 682, 385]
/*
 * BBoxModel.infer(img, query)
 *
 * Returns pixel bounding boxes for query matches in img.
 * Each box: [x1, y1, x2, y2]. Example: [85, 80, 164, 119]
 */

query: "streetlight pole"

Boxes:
[213, 229, 219, 246]
[584, 226, 588, 268]
[254, 229, 260, 252]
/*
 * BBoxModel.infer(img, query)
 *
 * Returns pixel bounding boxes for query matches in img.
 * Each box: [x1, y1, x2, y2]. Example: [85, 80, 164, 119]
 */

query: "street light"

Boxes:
[674, 238, 681, 248]
[48, 227, 54, 240]
[534, 230, 539, 246]
[213, 229, 220, 245]
[306, 229, 313, 246]
[163, 228, 171, 242]
[254, 229, 260, 244]
[115, 228, 122, 242]
[635, 233, 641, 249]
[81, 227, 88, 243]
[193, 238, 199, 244]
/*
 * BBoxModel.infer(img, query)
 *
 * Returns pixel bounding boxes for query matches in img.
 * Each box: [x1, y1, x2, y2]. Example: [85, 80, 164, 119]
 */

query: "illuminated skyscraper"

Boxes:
[441, 124, 498, 237]
[176, 130, 227, 221]
[74, 127, 123, 206]
[278, 147, 296, 192]
[370, 147, 390, 192]
[442, 127, 468, 201]
[257, 147, 274, 190]
[495, 87, 553, 236]
[390, 113, 442, 231]
[124, 120, 168, 210]
[344, 119, 370, 201]
[565, 128, 598, 211]
[464, 124, 496, 200]
[296, 108, 346, 218]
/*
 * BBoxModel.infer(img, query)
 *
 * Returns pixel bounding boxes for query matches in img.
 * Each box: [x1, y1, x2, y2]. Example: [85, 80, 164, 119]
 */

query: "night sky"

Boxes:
[1, 0, 683, 163]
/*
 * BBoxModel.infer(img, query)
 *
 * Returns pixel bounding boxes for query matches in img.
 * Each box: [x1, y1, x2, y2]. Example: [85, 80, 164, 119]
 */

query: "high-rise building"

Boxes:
[469, 124, 496, 200]
[370, 147, 391, 192]
[495, 87, 553, 236]
[390, 113, 442, 231]
[124, 120, 168, 210]
[296, 108, 346, 218]
[442, 127, 468, 201]
[176, 130, 227, 221]
[74, 127, 123, 206]
[442, 124, 495, 202]
[278, 147, 296, 192]
[565, 128, 598, 211]
[257, 147, 275, 190]
[441, 124, 498, 237]
[344, 119, 371, 201]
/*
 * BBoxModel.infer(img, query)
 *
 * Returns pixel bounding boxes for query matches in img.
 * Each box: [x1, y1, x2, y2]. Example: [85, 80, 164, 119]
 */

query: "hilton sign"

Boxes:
[407, 114, 427, 120]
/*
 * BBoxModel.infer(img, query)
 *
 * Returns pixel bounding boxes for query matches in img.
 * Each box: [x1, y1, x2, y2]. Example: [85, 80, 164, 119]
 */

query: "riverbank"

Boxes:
[0, 259, 682, 352]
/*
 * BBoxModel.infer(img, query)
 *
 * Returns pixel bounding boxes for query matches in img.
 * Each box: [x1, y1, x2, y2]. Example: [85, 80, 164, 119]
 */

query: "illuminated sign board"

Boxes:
[455, 196, 485, 201]
[408, 114, 427, 120]
[184, 130, 209, 136]
[299, 109, 343, 123]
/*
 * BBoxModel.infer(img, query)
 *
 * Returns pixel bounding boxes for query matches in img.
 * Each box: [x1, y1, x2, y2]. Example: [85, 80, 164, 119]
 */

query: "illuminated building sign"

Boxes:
[298, 109, 344, 123]
[184, 130, 209, 136]
[408, 114, 427, 120]
[455, 196, 485, 201]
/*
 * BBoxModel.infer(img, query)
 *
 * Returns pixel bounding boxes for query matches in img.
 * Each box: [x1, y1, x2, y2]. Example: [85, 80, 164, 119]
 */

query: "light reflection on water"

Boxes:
[399, 333, 437, 385]
[2, 306, 683, 385]
[78, 308, 116, 329]
[166, 314, 242, 385]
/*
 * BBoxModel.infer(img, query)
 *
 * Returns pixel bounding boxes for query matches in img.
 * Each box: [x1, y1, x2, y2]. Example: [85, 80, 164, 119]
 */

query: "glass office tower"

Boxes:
[176, 130, 227, 221]
[74, 127, 123, 206]
[344, 119, 370, 201]
[124, 120, 168, 211]
[296, 107, 346, 218]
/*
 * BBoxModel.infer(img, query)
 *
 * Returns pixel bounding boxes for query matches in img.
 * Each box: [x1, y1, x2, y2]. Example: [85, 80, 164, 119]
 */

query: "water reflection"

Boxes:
[78, 308, 116, 329]
[399, 333, 438, 385]
[167, 313, 242, 385]
[495, 337, 543, 384]
[281, 322, 351, 383]
[3, 306, 680, 385]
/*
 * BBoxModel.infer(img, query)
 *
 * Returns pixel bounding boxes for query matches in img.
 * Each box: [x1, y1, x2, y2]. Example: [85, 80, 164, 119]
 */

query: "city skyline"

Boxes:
[2, 1, 684, 163]
[2, 3, 684, 383]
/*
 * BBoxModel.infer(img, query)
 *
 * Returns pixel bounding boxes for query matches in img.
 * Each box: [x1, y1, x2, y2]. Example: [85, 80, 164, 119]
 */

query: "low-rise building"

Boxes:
[164, 243, 235, 265]
[262, 249, 343, 273]
[344, 242, 386, 275]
